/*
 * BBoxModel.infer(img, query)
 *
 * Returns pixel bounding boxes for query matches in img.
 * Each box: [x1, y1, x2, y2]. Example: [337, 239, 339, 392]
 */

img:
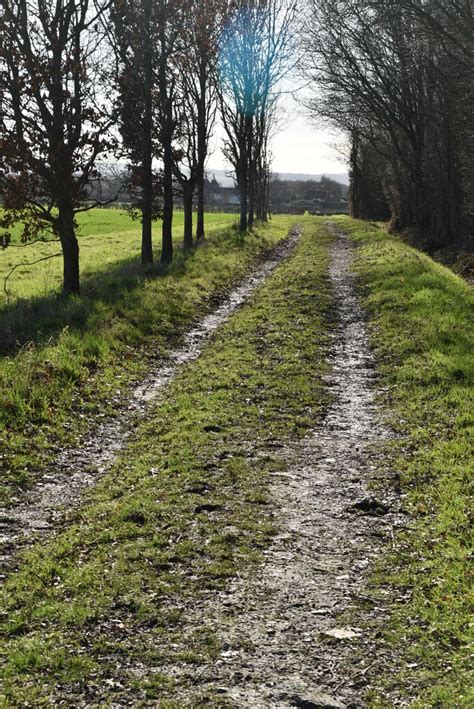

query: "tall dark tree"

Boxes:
[253, 99, 277, 222]
[111, 0, 186, 265]
[303, 0, 473, 247]
[172, 0, 225, 250]
[0, 0, 115, 295]
[171, 92, 199, 251]
[188, 0, 227, 242]
[111, 0, 160, 265]
[349, 128, 391, 221]
[155, 0, 187, 264]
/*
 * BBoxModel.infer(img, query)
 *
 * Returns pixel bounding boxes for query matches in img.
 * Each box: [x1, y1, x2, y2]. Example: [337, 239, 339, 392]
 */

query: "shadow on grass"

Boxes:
[0, 226, 245, 356]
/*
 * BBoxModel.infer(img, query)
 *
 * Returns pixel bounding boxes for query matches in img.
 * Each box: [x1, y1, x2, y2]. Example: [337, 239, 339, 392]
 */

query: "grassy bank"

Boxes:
[0, 219, 332, 705]
[0, 216, 292, 505]
[337, 218, 473, 706]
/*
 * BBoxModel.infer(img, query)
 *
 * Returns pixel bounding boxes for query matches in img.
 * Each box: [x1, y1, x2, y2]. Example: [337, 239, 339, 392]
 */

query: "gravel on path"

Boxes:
[157, 222, 404, 708]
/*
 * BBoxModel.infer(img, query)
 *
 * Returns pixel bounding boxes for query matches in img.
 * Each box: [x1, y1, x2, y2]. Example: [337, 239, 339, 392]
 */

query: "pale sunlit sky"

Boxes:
[207, 93, 349, 178]
[272, 116, 348, 175]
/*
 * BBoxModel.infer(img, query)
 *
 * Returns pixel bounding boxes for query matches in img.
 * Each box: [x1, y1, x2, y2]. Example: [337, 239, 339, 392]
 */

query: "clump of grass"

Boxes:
[337, 217, 473, 706]
[0, 218, 332, 705]
[0, 216, 294, 504]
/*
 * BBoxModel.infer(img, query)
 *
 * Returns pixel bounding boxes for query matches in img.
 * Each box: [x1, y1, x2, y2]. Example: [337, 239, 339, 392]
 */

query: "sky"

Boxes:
[271, 114, 348, 176]
[207, 94, 349, 178]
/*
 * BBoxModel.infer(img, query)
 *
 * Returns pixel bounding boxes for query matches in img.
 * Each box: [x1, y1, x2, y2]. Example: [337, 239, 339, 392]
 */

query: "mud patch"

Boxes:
[151, 224, 404, 707]
[0, 229, 301, 577]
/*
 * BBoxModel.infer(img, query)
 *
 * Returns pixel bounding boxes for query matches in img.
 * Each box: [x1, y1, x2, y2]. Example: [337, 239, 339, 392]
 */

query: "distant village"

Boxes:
[89, 172, 349, 216]
[204, 174, 349, 215]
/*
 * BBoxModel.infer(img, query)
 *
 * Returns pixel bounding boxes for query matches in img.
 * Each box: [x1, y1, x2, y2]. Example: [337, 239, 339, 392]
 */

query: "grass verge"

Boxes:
[336, 217, 473, 707]
[0, 217, 293, 505]
[0, 218, 332, 705]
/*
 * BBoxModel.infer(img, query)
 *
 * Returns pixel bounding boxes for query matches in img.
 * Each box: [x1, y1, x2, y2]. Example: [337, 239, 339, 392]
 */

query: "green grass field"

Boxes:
[1, 209, 235, 302]
[1, 214, 472, 704]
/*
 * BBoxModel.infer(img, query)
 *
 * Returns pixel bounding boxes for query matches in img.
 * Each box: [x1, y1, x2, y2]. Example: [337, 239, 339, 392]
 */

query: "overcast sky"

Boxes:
[208, 93, 349, 177]
[272, 115, 348, 175]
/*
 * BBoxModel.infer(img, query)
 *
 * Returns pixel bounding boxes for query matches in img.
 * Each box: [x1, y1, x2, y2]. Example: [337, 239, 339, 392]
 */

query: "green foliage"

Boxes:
[338, 217, 473, 706]
[0, 218, 332, 704]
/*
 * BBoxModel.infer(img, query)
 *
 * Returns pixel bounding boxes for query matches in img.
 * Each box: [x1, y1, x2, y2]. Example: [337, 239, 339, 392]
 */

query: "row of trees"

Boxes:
[219, 1, 296, 230]
[303, 0, 473, 249]
[0, 0, 295, 294]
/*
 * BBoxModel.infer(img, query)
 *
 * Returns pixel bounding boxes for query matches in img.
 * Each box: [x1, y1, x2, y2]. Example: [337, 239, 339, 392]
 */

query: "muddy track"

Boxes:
[0, 229, 301, 577]
[153, 223, 404, 708]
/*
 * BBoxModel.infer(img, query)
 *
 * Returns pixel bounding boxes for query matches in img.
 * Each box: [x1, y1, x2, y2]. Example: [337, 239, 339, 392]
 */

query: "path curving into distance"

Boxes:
[0, 228, 301, 578]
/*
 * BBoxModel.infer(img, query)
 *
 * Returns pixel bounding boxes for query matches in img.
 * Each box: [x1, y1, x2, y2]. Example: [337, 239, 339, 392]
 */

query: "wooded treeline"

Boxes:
[303, 0, 473, 249]
[1, 0, 295, 294]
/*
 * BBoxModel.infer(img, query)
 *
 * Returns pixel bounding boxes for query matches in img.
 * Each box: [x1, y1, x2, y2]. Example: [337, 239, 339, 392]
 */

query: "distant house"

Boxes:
[204, 176, 239, 207]
[270, 177, 348, 215]
[205, 176, 221, 200]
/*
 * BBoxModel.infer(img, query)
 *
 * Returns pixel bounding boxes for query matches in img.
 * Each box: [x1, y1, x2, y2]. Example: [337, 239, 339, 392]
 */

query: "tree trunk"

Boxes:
[183, 185, 194, 251]
[196, 175, 205, 242]
[161, 145, 173, 264]
[239, 150, 248, 232]
[239, 168, 248, 232]
[58, 205, 80, 296]
[248, 163, 255, 228]
[196, 67, 207, 242]
[158, 25, 174, 266]
[160, 78, 173, 264]
[247, 118, 254, 228]
[141, 134, 154, 264]
[141, 0, 154, 265]
[141, 183, 153, 265]
[248, 205, 254, 227]
[255, 157, 264, 221]
[261, 165, 269, 222]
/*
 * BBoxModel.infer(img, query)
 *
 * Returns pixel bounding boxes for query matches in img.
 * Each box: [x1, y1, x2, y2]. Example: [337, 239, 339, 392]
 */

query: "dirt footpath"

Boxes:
[1, 223, 405, 707]
[157, 223, 404, 708]
[0, 230, 301, 577]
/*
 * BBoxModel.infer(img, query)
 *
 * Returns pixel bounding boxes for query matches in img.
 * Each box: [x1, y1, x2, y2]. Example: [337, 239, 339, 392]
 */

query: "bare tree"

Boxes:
[172, 0, 226, 249]
[0, 0, 116, 295]
[302, 0, 473, 247]
[155, 0, 188, 264]
[218, 0, 296, 231]
[111, 0, 186, 265]
[189, 0, 228, 242]
[395, 0, 473, 65]
[111, 0, 161, 265]
[171, 87, 200, 251]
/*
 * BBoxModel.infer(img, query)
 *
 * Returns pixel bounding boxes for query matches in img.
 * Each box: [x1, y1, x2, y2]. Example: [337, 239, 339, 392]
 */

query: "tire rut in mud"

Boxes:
[0, 229, 301, 578]
[154, 222, 404, 708]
